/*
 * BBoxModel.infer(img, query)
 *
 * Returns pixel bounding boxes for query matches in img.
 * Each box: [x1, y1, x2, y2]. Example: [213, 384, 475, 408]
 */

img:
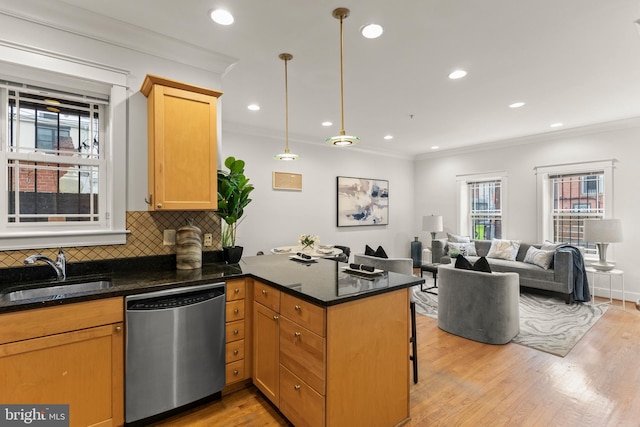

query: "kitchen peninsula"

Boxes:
[0, 254, 423, 427]
[240, 254, 423, 427]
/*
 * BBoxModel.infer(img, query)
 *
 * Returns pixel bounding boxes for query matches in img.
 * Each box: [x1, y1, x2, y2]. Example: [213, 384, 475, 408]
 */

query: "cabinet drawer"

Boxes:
[226, 300, 245, 322]
[226, 339, 245, 363]
[254, 282, 280, 312]
[279, 365, 324, 427]
[281, 293, 325, 337]
[225, 320, 245, 343]
[226, 280, 246, 301]
[226, 360, 245, 385]
[279, 316, 325, 394]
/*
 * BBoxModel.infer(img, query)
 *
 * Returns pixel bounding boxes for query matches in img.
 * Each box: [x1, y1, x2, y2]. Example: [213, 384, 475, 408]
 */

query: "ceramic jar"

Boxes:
[176, 223, 202, 269]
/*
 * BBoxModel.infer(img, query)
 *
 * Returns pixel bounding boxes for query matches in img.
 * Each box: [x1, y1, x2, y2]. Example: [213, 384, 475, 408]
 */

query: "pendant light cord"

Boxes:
[284, 56, 290, 151]
[339, 15, 346, 136]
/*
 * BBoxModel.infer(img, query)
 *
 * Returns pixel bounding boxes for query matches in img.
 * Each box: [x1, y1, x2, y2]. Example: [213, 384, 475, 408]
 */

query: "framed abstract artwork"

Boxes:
[336, 176, 389, 227]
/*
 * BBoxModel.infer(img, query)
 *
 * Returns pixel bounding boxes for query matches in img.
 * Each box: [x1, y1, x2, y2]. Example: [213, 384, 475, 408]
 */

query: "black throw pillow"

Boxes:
[375, 245, 388, 259]
[454, 256, 472, 270]
[365, 245, 376, 256]
[472, 256, 492, 273]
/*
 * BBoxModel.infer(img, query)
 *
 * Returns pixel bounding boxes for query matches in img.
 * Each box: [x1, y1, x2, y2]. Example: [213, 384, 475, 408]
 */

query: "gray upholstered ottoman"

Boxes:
[437, 265, 520, 345]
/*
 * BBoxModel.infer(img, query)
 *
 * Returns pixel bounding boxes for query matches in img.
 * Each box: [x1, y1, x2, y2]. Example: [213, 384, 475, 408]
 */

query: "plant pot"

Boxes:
[223, 246, 244, 264]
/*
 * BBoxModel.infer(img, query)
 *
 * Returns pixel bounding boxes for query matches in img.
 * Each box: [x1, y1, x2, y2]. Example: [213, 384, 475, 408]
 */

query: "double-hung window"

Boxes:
[0, 42, 127, 250]
[4, 84, 105, 225]
[468, 179, 502, 240]
[457, 171, 507, 239]
[536, 161, 614, 256]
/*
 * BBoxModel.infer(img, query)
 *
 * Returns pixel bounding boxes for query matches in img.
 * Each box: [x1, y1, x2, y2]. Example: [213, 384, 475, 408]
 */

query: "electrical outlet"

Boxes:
[163, 229, 176, 245]
[203, 233, 213, 247]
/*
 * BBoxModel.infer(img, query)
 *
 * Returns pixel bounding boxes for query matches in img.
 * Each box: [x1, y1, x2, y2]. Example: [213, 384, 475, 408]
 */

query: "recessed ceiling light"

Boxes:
[247, 104, 260, 111]
[322, 121, 333, 127]
[431, 146, 439, 150]
[361, 24, 383, 39]
[550, 122, 563, 128]
[509, 102, 525, 108]
[448, 70, 467, 80]
[209, 9, 234, 25]
[384, 135, 393, 140]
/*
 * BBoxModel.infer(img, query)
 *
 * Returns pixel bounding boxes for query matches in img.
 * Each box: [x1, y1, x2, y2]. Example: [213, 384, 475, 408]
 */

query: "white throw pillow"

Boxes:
[523, 246, 555, 270]
[486, 239, 521, 261]
[447, 233, 471, 243]
[447, 242, 477, 256]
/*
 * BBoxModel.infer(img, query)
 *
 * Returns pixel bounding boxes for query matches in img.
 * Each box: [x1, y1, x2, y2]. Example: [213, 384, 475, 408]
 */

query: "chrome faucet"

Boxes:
[24, 248, 67, 281]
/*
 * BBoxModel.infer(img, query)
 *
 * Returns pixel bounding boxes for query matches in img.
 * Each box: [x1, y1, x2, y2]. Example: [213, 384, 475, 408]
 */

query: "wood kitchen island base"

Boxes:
[253, 275, 411, 427]
[325, 289, 410, 426]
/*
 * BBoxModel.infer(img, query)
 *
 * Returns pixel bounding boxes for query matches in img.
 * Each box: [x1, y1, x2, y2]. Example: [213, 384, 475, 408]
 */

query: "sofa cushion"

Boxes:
[487, 239, 521, 261]
[523, 246, 555, 270]
[365, 244, 376, 256]
[469, 256, 556, 282]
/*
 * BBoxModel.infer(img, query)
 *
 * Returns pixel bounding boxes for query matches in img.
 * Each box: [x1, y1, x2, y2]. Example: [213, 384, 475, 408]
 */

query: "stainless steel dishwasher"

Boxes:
[125, 282, 226, 424]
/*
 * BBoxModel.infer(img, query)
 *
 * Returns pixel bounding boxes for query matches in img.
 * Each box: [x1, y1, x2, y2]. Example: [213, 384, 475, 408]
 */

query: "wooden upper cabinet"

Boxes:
[141, 75, 223, 210]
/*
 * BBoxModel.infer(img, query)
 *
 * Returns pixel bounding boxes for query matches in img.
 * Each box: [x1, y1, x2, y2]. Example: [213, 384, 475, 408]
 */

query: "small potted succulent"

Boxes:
[215, 156, 254, 263]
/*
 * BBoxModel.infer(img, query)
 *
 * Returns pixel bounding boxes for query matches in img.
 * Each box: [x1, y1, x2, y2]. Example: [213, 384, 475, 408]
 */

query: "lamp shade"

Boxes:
[422, 215, 443, 233]
[584, 219, 623, 243]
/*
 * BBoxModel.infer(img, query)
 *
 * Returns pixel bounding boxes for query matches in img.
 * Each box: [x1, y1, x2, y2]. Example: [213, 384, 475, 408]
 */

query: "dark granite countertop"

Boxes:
[0, 253, 424, 313]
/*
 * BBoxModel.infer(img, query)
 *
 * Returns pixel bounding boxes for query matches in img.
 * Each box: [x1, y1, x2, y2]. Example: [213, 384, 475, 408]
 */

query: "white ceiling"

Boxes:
[57, 0, 640, 157]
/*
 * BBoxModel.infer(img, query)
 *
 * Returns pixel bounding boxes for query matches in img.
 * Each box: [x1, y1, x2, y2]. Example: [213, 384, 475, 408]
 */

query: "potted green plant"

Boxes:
[215, 156, 254, 263]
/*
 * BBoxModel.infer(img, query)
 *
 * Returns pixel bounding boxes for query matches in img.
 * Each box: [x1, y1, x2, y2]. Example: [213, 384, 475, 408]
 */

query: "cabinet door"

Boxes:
[253, 302, 279, 406]
[148, 83, 218, 210]
[0, 323, 124, 427]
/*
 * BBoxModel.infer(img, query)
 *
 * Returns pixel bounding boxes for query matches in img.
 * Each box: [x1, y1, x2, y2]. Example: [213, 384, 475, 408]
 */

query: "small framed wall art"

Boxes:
[273, 171, 302, 191]
[336, 176, 389, 227]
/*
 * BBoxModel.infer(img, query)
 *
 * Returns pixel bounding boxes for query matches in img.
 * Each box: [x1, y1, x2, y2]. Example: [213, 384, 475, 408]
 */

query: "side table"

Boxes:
[420, 263, 439, 294]
[585, 267, 625, 310]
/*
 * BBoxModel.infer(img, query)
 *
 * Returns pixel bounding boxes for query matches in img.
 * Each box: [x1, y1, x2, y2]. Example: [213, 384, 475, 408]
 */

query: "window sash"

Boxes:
[2, 85, 107, 230]
[468, 179, 502, 239]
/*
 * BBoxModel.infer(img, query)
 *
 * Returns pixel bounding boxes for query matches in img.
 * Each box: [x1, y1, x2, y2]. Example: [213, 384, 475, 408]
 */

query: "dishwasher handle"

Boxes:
[126, 282, 225, 310]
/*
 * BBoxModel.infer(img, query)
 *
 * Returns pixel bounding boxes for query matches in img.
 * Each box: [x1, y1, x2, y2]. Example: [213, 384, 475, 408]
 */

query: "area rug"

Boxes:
[411, 283, 608, 357]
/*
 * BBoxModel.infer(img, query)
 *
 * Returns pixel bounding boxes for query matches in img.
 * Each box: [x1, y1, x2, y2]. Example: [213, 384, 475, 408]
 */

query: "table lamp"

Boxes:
[422, 215, 443, 243]
[584, 218, 623, 271]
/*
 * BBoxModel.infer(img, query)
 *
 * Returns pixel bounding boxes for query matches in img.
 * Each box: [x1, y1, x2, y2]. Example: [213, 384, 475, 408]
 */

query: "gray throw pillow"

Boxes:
[523, 246, 555, 270]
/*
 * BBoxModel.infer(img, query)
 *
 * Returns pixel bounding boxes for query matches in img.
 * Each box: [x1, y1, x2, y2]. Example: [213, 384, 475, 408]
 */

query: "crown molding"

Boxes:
[415, 116, 640, 161]
[0, 0, 237, 75]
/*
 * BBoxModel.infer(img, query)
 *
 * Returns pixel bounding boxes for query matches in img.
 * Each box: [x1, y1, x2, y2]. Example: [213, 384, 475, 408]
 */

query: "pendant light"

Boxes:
[274, 53, 299, 160]
[326, 7, 360, 147]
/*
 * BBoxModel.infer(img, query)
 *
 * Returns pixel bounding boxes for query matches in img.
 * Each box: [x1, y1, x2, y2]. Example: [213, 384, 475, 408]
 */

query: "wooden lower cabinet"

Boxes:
[253, 280, 410, 427]
[224, 278, 252, 388]
[253, 300, 280, 404]
[0, 298, 124, 427]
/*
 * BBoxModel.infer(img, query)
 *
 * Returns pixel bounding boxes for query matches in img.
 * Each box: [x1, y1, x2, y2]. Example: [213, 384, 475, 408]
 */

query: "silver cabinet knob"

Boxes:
[294, 305, 301, 311]
[233, 329, 239, 335]
[234, 308, 239, 314]
[233, 370, 239, 376]
[294, 385, 301, 390]
[262, 289, 267, 295]
[234, 288, 240, 294]
[233, 349, 239, 355]
[115, 326, 122, 333]
[273, 315, 279, 321]
[294, 332, 301, 338]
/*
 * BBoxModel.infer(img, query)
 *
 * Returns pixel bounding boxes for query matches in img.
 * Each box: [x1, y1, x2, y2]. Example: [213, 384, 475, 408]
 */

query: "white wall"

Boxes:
[0, 1, 231, 212]
[415, 119, 640, 301]
[221, 131, 417, 260]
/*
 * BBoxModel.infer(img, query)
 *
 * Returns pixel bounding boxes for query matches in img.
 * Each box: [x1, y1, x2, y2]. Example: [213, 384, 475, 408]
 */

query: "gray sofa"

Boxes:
[432, 239, 576, 303]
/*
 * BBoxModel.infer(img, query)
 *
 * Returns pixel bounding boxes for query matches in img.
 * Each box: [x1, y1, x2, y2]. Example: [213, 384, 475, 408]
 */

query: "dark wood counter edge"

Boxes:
[0, 264, 425, 314]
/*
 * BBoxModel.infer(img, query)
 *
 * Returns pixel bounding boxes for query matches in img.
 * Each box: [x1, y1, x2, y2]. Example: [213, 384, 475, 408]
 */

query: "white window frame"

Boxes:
[535, 160, 615, 260]
[456, 171, 508, 239]
[0, 42, 128, 250]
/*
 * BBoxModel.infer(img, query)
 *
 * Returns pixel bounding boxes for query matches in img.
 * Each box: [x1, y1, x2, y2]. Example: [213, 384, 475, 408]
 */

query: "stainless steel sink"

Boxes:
[3, 280, 113, 302]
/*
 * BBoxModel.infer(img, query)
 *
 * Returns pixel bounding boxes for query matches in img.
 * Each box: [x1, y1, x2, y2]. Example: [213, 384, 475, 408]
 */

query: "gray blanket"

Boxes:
[557, 246, 590, 302]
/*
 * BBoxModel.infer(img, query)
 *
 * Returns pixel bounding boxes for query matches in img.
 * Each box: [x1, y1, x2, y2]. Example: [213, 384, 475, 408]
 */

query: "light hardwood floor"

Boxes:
[156, 299, 640, 427]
